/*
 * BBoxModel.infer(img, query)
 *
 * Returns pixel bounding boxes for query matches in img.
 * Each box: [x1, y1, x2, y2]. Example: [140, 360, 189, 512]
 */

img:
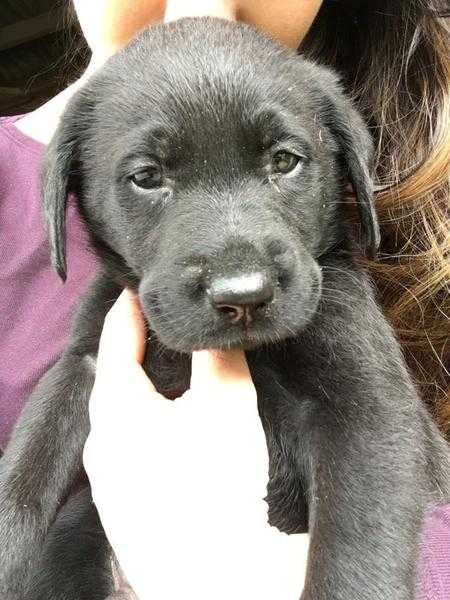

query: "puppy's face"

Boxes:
[42, 18, 379, 352]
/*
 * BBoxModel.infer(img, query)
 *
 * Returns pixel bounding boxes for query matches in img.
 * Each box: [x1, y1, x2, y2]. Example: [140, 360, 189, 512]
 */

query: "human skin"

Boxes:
[15, 0, 323, 143]
[76, 0, 323, 56]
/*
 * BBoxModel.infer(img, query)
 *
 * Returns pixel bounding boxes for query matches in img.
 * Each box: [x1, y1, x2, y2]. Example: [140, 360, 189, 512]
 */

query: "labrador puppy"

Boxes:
[1, 17, 449, 600]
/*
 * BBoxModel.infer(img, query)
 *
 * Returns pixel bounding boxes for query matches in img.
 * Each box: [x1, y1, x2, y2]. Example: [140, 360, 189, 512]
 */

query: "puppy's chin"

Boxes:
[144, 323, 291, 353]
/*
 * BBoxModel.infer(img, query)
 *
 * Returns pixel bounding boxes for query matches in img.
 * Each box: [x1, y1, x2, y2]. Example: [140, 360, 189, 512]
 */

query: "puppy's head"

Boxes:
[42, 17, 379, 352]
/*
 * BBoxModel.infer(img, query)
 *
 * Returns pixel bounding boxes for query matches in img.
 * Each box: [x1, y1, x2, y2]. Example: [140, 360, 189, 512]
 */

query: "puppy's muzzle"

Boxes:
[183, 237, 296, 327]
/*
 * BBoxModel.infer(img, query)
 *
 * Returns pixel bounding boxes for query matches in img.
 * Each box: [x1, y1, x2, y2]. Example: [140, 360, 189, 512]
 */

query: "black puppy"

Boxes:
[1, 17, 449, 600]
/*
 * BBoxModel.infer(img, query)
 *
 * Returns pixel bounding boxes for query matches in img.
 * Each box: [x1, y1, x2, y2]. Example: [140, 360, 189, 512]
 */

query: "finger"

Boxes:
[96, 288, 151, 376]
[89, 288, 162, 429]
[189, 348, 257, 404]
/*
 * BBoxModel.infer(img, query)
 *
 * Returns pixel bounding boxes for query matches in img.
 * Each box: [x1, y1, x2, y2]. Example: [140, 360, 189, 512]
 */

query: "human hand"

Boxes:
[84, 288, 308, 599]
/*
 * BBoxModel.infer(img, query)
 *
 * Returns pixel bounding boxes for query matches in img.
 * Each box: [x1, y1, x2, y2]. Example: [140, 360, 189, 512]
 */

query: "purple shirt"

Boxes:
[0, 115, 449, 599]
[0, 115, 97, 449]
[416, 504, 450, 599]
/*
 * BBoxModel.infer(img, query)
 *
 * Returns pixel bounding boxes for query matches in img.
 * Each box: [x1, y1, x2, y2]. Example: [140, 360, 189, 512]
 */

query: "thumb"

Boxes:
[96, 287, 149, 373]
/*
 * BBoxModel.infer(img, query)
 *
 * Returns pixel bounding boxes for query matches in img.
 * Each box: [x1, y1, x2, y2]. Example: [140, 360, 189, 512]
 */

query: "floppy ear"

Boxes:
[41, 89, 92, 281]
[319, 90, 381, 257]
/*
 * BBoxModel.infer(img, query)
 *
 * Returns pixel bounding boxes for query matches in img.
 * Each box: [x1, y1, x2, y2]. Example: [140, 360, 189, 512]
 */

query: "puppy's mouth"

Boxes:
[140, 269, 322, 354]
[142, 294, 279, 352]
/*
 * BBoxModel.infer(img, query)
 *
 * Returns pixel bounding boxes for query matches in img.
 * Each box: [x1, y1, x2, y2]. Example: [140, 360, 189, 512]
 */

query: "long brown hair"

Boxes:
[301, 0, 450, 433]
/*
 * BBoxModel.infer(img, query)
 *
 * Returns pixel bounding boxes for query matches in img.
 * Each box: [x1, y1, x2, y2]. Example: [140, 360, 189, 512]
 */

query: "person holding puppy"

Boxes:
[0, 1, 448, 598]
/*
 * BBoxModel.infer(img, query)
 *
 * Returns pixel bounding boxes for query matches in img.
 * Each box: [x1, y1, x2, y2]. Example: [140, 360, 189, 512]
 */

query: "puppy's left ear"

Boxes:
[41, 88, 92, 281]
[319, 87, 381, 257]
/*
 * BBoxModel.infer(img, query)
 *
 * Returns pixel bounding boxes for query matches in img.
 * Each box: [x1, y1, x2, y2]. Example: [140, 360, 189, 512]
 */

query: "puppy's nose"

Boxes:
[207, 272, 274, 325]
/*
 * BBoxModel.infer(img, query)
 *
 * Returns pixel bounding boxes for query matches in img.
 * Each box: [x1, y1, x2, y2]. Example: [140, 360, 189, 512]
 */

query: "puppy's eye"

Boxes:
[272, 151, 301, 174]
[130, 165, 163, 189]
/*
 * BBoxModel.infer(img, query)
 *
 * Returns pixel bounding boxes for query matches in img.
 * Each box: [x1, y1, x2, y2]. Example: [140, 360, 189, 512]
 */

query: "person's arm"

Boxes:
[83, 289, 309, 599]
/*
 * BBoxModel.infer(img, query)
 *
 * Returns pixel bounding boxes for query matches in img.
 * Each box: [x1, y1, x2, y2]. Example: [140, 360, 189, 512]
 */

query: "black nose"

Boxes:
[207, 272, 274, 324]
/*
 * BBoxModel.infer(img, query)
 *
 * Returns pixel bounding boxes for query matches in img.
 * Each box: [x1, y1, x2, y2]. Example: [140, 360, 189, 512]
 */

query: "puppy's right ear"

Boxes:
[41, 89, 92, 281]
[307, 64, 381, 257]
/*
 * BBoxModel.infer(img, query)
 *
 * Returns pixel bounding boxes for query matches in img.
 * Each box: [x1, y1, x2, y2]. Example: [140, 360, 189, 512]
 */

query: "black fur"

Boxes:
[1, 17, 449, 600]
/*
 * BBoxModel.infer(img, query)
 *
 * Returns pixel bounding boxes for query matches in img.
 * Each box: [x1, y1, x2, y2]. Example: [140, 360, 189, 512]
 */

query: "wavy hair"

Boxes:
[301, 0, 450, 433]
